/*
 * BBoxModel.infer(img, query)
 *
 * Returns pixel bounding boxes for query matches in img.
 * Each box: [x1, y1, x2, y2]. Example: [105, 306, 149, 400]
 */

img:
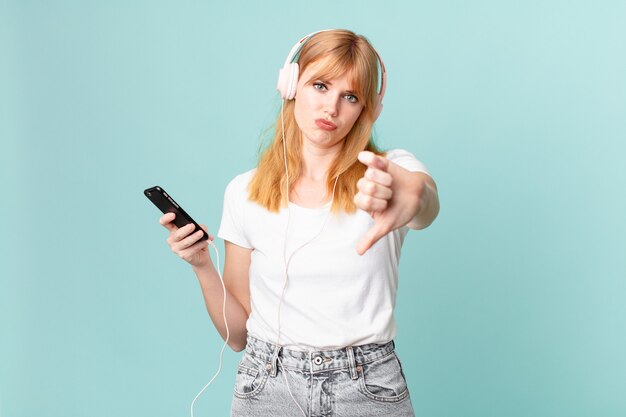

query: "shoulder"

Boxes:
[384, 149, 431, 176]
[224, 168, 257, 196]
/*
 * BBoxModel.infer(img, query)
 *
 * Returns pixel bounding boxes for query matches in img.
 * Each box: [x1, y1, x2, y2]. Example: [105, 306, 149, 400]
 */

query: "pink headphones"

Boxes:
[276, 30, 387, 121]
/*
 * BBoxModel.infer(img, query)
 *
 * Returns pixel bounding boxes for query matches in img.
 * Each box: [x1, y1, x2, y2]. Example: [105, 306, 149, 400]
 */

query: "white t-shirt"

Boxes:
[218, 149, 430, 350]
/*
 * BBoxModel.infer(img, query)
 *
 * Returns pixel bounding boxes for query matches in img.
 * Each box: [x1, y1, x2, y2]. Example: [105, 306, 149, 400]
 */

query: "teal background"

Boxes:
[1, 1, 625, 416]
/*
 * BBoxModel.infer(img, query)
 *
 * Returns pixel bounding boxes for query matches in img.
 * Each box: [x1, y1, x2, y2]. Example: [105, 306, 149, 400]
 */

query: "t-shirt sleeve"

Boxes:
[385, 149, 432, 177]
[217, 175, 253, 249]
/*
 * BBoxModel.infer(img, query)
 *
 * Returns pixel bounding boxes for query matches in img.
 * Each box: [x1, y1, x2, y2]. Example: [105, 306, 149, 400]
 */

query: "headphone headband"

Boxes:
[282, 30, 330, 67]
[276, 30, 387, 121]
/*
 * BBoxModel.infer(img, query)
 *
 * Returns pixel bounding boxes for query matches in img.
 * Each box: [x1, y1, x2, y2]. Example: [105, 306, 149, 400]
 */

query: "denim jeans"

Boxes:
[231, 335, 415, 417]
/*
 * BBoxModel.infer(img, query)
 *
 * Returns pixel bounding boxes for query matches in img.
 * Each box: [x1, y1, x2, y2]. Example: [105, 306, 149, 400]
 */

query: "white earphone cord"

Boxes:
[188, 100, 335, 417]
[190, 240, 229, 417]
[275, 100, 339, 417]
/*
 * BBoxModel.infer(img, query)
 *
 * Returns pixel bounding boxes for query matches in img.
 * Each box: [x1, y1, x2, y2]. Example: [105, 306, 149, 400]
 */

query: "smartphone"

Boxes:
[144, 186, 209, 241]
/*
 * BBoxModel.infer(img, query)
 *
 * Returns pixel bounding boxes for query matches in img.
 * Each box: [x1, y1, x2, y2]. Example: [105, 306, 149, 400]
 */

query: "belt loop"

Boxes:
[346, 346, 358, 380]
[269, 345, 280, 378]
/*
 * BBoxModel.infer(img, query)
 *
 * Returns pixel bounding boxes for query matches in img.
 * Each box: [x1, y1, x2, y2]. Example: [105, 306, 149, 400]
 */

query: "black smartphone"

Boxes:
[144, 186, 209, 241]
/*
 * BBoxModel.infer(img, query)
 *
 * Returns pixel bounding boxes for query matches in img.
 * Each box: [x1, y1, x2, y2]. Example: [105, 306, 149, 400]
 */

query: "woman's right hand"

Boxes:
[159, 212, 213, 268]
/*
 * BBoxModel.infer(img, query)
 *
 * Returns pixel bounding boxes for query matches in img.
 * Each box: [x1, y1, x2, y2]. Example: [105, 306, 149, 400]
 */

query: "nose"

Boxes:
[323, 94, 340, 118]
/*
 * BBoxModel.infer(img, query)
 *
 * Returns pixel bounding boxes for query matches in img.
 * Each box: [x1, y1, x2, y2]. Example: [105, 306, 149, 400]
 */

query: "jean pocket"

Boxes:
[233, 354, 269, 399]
[357, 352, 409, 403]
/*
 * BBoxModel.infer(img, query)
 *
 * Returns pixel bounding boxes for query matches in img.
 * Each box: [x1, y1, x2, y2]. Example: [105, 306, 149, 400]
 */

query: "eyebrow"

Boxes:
[318, 79, 358, 96]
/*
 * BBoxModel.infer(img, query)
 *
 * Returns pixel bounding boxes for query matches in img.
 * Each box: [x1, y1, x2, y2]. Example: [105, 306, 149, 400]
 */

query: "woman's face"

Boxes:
[293, 60, 365, 150]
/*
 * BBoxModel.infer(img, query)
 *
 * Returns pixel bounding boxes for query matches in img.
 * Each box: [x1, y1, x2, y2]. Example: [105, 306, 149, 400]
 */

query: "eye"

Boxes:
[313, 82, 327, 91]
[344, 94, 359, 104]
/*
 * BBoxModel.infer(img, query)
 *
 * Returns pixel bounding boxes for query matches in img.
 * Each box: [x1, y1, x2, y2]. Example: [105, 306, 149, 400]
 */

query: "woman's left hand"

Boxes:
[354, 151, 439, 255]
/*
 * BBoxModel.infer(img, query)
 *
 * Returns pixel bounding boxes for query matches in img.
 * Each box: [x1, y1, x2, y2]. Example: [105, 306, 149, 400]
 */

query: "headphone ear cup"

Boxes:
[277, 65, 291, 99]
[277, 63, 299, 100]
[286, 62, 299, 100]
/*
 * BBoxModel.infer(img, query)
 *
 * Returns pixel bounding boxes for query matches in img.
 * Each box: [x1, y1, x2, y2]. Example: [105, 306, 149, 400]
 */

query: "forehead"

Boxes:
[301, 57, 359, 89]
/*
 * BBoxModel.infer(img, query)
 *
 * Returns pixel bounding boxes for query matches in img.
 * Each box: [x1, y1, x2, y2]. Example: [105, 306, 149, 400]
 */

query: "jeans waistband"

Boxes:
[244, 335, 396, 374]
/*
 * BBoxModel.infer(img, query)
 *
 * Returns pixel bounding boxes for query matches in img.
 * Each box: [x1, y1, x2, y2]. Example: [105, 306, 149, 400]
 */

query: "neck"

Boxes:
[299, 140, 342, 182]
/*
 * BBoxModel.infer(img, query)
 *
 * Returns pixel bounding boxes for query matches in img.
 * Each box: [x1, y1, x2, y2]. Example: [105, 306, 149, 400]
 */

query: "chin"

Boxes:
[317, 138, 346, 149]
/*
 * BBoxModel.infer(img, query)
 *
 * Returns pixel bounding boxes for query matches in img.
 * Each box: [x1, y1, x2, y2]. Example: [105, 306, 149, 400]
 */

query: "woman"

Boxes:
[159, 29, 439, 417]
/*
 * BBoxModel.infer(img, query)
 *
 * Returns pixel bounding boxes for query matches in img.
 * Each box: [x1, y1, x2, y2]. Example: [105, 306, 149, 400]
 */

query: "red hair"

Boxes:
[249, 30, 384, 213]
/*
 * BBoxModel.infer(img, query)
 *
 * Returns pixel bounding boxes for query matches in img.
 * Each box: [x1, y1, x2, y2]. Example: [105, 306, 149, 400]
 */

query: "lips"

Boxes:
[315, 118, 337, 131]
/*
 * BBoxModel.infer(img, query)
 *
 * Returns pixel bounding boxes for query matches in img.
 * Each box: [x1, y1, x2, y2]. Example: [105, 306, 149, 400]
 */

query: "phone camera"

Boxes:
[146, 191, 152, 197]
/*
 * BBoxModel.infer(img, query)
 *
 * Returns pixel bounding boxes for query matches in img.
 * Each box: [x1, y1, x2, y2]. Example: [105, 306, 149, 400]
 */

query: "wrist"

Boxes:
[408, 175, 438, 230]
[191, 260, 213, 275]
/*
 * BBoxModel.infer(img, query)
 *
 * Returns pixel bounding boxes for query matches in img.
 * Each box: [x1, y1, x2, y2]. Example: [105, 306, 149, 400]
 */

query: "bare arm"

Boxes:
[355, 151, 440, 254]
[406, 172, 440, 230]
[159, 212, 251, 352]
[193, 241, 251, 352]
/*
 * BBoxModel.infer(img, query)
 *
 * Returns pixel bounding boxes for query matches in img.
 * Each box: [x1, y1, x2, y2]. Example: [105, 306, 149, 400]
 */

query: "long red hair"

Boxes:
[249, 30, 384, 213]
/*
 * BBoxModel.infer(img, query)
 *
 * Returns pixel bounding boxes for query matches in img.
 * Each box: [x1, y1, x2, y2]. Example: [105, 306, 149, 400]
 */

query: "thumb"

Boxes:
[358, 150, 389, 172]
[356, 219, 390, 256]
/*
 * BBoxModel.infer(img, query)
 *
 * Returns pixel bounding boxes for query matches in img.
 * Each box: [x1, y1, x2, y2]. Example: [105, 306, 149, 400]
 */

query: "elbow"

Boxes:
[230, 343, 246, 353]
[228, 337, 248, 352]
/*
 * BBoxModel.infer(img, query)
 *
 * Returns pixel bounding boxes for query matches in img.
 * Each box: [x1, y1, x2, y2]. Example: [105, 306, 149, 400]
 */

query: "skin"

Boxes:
[159, 62, 440, 351]
[354, 151, 440, 255]
[291, 60, 364, 207]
